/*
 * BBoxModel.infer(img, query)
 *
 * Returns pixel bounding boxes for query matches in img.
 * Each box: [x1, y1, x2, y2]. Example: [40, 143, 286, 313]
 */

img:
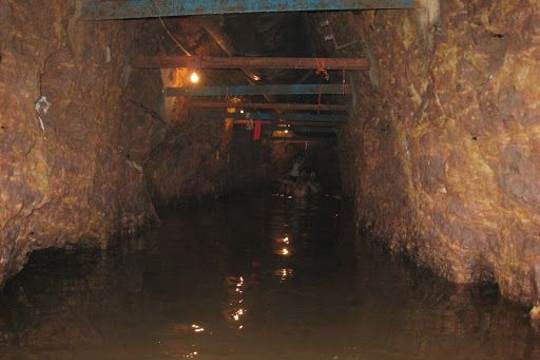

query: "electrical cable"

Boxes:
[150, 0, 192, 56]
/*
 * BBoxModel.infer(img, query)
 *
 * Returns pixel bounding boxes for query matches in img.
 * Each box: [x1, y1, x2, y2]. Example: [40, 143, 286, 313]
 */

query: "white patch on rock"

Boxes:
[35, 96, 52, 132]
[417, 0, 440, 28]
[127, 160, 143, 173]
[105, 46, 112, 63]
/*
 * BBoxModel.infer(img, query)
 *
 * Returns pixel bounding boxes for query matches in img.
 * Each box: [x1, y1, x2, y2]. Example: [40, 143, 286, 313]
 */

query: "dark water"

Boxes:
[0, 194, 538, 359]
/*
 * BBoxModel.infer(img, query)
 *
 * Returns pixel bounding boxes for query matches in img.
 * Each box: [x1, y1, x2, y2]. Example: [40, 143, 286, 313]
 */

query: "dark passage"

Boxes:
[3, 2, 540, 359]
[0, 194, 538, 359]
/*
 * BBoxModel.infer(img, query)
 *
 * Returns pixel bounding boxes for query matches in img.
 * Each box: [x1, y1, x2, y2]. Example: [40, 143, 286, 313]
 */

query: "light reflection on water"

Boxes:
[274, 268, 294, 282]
[0, 193, 538, 359]
[224, 275, 247, 331]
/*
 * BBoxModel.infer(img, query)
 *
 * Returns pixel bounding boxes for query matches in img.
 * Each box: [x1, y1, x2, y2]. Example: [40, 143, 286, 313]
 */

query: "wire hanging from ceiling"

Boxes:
[150, 0, 192, 56]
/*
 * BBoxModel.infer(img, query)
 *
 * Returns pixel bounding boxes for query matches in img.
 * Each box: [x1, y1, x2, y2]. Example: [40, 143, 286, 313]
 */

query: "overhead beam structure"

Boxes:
[189, 101, 348, 112]
[273, 126, 338, 134]
[235, 112, 347, 122]
[196, 19, 273, 103]
[233, 119, 341, 127]
[165, 84, 351, 97]
[133, 56, 370, 70]
[206, 112, 345, 122]
[82, 0, 416, 20]
[270, 138, 336, 143]
[206, 113, 347, 124]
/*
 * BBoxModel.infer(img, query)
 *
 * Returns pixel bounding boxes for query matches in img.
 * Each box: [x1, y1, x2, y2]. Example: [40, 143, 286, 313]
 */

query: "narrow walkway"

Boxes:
[0, 194, 537, 359]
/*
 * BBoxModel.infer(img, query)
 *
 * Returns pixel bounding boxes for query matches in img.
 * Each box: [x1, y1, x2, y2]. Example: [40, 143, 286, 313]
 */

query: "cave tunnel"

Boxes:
[1, 1, 540, 358]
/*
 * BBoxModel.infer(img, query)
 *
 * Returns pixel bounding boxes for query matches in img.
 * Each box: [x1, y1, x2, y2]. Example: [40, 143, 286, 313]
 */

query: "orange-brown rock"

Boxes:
[0, 1, 158, 284]
[332, 1, 540, 305]
[0, 3, 289, 286]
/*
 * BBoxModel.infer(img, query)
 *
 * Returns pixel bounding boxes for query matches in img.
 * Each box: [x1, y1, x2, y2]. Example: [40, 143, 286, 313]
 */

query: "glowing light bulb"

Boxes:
[190, 71, 200, 84]
[284, 129, 289, 134]
[252, 74, 261, 81]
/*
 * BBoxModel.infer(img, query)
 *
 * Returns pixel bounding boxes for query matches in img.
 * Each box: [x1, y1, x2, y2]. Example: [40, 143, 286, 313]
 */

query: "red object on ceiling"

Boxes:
[253, 120, 263, 141]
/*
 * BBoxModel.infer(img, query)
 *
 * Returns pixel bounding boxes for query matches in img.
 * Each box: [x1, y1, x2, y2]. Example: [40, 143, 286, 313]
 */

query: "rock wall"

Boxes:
[146, 109, 274, 205]
[0, 2, 283, 285]
[334, 1, 540, 305]
[0, 1, 160, 284]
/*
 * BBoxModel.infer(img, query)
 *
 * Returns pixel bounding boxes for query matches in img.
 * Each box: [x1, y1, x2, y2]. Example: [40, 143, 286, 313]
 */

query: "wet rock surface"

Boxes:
[326, 1, 540, 305]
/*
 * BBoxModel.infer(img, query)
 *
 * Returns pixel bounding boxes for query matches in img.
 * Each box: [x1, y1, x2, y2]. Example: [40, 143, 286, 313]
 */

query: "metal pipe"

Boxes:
[196, 19, 274, 102]
[134, 55, 369, 70]
[189, 101, 348, 112]
[165, 84, 351, 97]
[198, 21, 263, 81]
[270, 138, 336, 143]
[232, 120, 341, 127]
[82, 0, 416, 20]
[273, 126, 338, 133]
[240, 111, 347, 122]
[200, 111, 346, 122]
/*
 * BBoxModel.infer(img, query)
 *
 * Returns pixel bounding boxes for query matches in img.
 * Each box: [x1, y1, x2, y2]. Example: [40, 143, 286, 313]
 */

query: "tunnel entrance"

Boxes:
[1, 0, 540, 358]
